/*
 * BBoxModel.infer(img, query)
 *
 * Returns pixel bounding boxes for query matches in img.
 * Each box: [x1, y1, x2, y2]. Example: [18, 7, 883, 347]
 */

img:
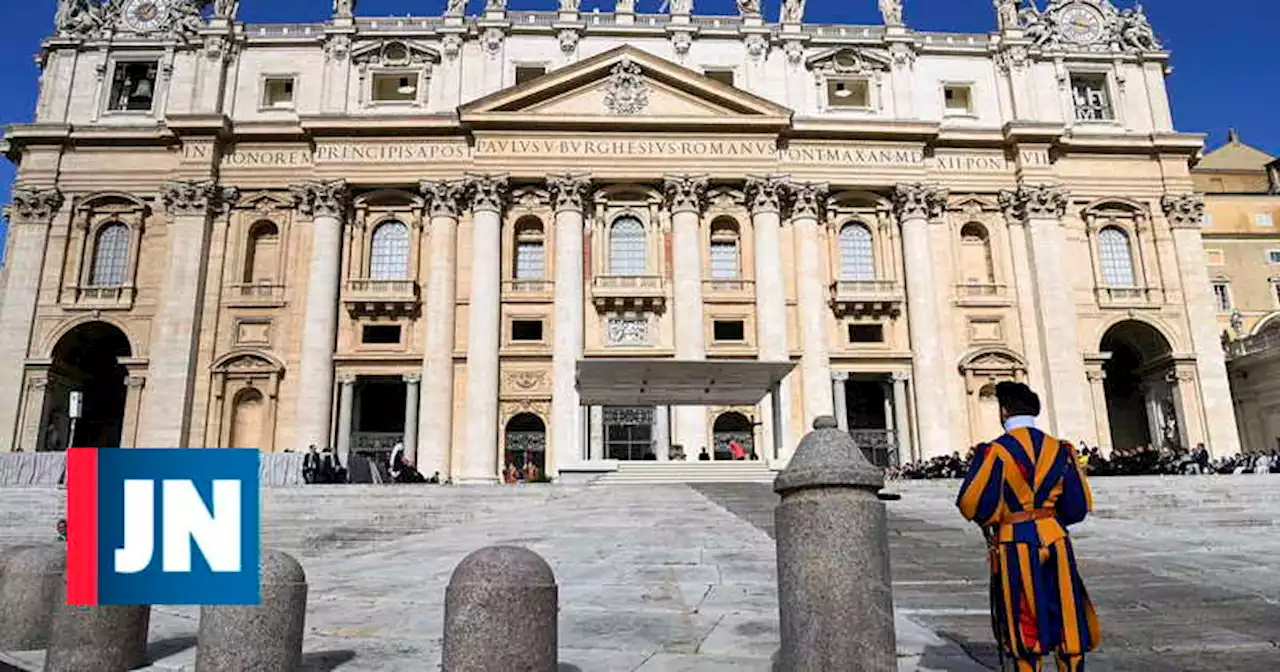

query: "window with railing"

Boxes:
[90, 223, 130, 286]
[1098, 226, 1136, 287]
[709, 218, 741, 280]
[514, 218, 545, 280]
[1071, 73, 1113, 121]
[608, 216, 647, 276]
[369, 220, 410, 280]
[838, 222, 875, 281]
[1212, 283, 1232, 313]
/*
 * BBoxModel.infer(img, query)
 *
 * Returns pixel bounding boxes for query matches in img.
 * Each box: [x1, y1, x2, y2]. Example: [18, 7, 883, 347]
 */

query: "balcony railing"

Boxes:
[502, 279, 554, 301]
[65, 284, 135, 310]
[225, 282, 286, 306]
[591, 275, 666, 312]
[1095, 286, 1162, 307]
[1226, 329, 1280, 360]
[955, 282, 1010, 305]
[702, 278, 755, 300]
[829, 279, 905, 317]
[344, 279, 419, 316]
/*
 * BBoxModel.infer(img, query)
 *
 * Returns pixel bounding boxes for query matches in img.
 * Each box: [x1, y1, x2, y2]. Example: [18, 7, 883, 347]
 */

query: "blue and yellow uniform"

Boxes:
[957, 424, 1101, 672]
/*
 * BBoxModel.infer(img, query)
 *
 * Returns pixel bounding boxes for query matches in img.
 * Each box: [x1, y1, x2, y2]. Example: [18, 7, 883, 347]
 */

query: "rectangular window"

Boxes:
[262, 77, 295, 109]
[1256, 213, 1275, 228]
[511, 320, 544, 342]
[362, 325, 402, 345]
[1070, 73, 1112, 121]
[1205, 249, 1225, 266]
[704, 69, 735, 87]
[713, 320, 745, 342]
[848, 324, 885, 344]
[827, 78, 870, 109]
[515, 66, 546, 85]
[1211, 283, 1232, 313]
[1268, 250, 1280, 265]
[709, 241, 739, 280]
[943, 84, 973, 115]
[108, 61, 159, 112]
[371, 73, 419, 103]
[515, 241, 545, 280]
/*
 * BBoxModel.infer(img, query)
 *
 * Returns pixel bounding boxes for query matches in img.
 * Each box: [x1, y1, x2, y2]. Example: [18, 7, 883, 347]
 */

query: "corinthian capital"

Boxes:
[744, 175, 788, 215]
[162, 180, 220, 217]
[893, 183, 949, 221]
[663, 174, 709, 215]
[466, 174, 509, 214]
[1000, 183, 1068, 222]
[7, 187, 64, 223]
[547, 173, 592, 213]
[1161, 193, 1205, 230]
[788, 181, 829, 220]
[291, 180, 349, 219]
[420, 179, 468, 218]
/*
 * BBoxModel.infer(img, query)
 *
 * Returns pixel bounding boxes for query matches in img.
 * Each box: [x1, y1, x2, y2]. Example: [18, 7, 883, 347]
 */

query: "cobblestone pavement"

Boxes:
[693, 476, 1280, 672]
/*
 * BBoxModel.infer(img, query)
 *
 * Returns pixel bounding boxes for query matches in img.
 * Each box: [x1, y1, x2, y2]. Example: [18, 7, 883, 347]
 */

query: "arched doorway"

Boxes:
[976, 383, 1002, 442]
[712, 411, 755, 460]
[1100, 320, 1175, 452]
[48, 321, 132, 450]
[229, 388, 266, 449]
[503, 413, 546, 480]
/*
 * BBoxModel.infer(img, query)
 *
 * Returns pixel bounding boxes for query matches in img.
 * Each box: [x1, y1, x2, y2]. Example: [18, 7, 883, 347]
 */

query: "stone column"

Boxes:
[138, 181, 236, 447]
[290, 180, 348, 451]
[548, 174, 591, 471]
[121, 376, 147, 448]
[999, 184, 1091, 441]
[790, 181, 835, 426]
[461, 174, 508, 483]
[1086, 368, 1111, 452]
[893, 371, 913, 462]
[894, 184, 955, 459]
[335, 374, 355, 466]
[654, 406, 671, 461]
[402, 374, 420, 459]
[664, 175, 710, 457]
[0, 188, 62, 451]
[1003, 216, 1046, 397]
[417, 180, 466, 474]
[589, 406, 604, 461]
[832, 372, 849, 431]
[1162, 194, 1242, 457]
[747, 175, 794, 460]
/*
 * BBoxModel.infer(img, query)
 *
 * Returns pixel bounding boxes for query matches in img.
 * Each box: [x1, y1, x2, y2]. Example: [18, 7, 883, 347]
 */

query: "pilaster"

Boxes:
[746, 174, 794, 459]
[547, 173, 591, 473]
[417, 179, 466, 476]
[664, 174, 710, 457]
[788, 180, 834, 428]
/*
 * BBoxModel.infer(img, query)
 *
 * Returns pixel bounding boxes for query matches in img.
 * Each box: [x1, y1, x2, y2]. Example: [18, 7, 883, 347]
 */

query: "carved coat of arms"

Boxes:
[603, 58, 649, 116]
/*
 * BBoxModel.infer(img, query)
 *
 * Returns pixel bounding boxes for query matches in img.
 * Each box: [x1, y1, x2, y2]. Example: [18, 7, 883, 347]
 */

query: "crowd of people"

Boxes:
[889, 441, 1280, 480]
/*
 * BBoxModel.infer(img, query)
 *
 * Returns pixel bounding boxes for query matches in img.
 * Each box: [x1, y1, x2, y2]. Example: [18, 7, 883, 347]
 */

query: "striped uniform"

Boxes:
[956, 427, 1101, 672]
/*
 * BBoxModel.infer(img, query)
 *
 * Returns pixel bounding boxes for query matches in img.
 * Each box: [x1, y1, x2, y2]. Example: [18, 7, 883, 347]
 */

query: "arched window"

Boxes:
[90, 222, 130, 286]
[608, 216, 647, 276]
[838, 222, 875, 281]
[959, 222, 995, 284]
[243, 220, 280, 283]
[369, 220, 410, 280]
[709, 219, 741, 280]
[1098, 226, 1136, 287]
[513, 217, 546, 280]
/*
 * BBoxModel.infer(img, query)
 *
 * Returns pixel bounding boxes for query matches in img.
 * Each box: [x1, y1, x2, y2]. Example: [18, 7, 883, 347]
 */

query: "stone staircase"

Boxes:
[593, 460, 777, 485]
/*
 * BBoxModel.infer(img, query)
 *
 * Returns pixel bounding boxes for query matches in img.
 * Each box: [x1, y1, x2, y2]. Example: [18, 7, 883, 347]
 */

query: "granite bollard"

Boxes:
[196, 549, 308, 672]
[443, 546, 557, 672]
[0, 544, 65, 650]
[43, 600, 150, 672]
[773, 416, 896, 672]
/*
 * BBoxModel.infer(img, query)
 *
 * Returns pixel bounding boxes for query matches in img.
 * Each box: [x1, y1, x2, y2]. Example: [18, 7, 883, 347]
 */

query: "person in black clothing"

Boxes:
[303, 445, 320, 484]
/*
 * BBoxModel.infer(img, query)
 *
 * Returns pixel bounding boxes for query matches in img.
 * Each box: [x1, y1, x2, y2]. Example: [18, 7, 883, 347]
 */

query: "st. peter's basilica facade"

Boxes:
[0, 0, 1242, 482]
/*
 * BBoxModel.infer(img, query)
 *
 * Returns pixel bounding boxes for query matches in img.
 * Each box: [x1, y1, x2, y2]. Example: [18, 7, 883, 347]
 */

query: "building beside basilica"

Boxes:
[0, 0, 1245, 482]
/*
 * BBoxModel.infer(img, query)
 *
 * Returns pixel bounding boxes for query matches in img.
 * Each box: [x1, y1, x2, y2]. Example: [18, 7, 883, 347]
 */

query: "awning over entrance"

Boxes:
[576, 359, 796, 406]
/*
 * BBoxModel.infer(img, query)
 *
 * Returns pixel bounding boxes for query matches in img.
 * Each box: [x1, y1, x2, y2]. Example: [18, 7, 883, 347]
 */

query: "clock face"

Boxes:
[1059, 3, 1105, 45]
[122, 0, 170, 34]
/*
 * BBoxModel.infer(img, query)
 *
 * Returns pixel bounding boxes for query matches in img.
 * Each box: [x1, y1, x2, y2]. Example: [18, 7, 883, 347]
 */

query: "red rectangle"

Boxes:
[66, 448, 98, 606]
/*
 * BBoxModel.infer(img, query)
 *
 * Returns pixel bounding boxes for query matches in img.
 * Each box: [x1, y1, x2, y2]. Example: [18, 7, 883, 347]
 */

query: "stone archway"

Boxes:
[958, 347, 1028, 446]
[48, 321, 133, 450]
[229, 387, 266, 449]
[1100, 320, 1176, 452]
[503, 413, 546, 480]
[712, 411, 755, 460]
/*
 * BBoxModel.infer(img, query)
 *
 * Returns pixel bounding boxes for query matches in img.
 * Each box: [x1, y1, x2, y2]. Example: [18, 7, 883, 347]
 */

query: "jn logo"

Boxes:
[67, 448, 260, 606]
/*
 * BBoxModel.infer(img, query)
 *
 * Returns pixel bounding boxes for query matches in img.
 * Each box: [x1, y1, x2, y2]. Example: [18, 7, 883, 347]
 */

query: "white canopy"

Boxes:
[576, 359, 796, 406]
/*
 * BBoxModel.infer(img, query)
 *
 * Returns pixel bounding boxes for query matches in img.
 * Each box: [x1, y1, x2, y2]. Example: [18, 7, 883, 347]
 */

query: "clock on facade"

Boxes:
[1057, 2, 1105, 45]
[121, 0, 172, 34]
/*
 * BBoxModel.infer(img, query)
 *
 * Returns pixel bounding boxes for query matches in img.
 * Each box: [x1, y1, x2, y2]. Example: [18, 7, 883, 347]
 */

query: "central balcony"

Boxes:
[954, 282, 1011, 307]
[225, 282, 287, 308]
[829, 280, 904, 318]
[1095, 286, 1163, 309]
[702, 279, 755, 303]
[592, 275, 666, 312]
[344, 279, 420, 316]
[63, 284, 136, 311]
[502, 279, 554, 302]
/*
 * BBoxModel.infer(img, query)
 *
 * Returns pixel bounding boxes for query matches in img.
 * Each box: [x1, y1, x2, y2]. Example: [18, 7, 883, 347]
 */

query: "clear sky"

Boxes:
[1, 0, 1276, 250]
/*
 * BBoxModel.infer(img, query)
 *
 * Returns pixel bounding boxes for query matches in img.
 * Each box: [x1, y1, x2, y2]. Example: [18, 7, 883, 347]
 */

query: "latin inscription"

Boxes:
[222, 149, 311, 167]
[783, 146, 924, 166]
[475, 138, 776, 158]
[314, 142, 469, 163]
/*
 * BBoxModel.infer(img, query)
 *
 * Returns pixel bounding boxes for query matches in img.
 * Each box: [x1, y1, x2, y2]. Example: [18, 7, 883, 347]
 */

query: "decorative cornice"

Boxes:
[1160, 193, 1204, 230]
[744, 175, 788, 215]
[7, 187, 64, 223]
[892, 183, 949, 221]
[162, 180, 220, 217]
[664, 174, 709, 215]
[291, 180, 349, 219]
[547, 173, 592, 214]
[788, 181, 828, 221]
[420, 179, 468, 219]
[466, 174, 509, 214]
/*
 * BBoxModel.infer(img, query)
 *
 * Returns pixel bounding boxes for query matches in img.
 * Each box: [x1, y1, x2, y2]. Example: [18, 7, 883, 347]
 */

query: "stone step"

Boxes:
[595, 462, 777, 485]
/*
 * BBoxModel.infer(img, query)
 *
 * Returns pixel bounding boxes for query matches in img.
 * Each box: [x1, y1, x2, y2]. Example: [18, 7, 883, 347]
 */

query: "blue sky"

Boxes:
[1, 0, 1276, 251]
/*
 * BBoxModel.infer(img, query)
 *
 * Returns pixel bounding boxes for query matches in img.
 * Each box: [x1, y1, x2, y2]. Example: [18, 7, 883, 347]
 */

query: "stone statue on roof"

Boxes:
[616, 0, 635, 13]
[669, 0, 693, 14]
[994, 0, 1019, 31]
[54, 0, 106, 38]
[1118, 3, 1161, 52]
[781, 0, 806, 24]
[333, 0, 356, 18]
[485, 0, 507, 11]
[559, 0, 579, 11]
[445, 0, 466, 16]
[879, 0, 903, 27]
[736, 0, 761, 17]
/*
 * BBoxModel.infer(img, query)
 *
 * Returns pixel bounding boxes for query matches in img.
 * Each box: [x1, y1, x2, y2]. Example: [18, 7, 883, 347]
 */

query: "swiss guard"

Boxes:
[956, 382, 1101, 671]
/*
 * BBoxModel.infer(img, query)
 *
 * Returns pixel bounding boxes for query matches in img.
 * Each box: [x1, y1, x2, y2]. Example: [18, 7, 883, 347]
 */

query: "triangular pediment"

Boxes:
[460, 46, 791, 130]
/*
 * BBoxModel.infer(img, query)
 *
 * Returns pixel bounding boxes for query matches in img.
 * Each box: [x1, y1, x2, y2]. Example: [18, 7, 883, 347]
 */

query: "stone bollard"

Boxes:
[196, 549, 308, 672]
[773, 416, 896, 672]
[43, 601, 150, 672]
[443, 546, 557, 672]
[0, 544, 65, 650]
